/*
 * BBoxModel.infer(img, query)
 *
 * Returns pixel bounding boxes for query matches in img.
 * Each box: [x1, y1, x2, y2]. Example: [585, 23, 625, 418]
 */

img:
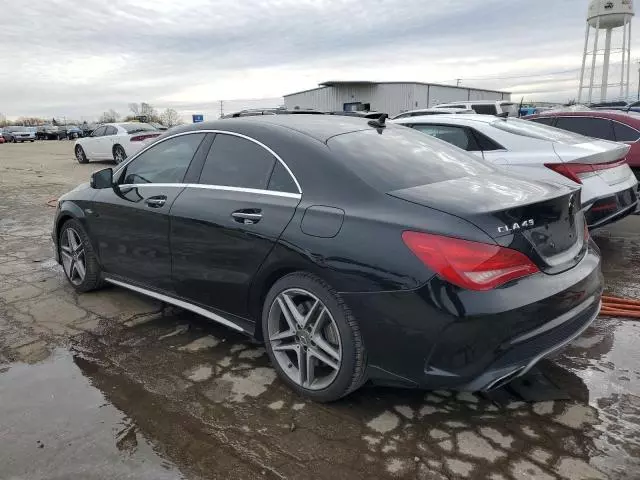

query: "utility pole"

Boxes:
[219, 100, 224, 118]
[456, 78, 462, 87]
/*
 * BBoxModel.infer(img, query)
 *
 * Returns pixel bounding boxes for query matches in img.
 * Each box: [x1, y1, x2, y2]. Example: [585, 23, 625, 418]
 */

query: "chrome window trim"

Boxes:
[114, 129, 303, 194]
[118, 182, 302, 200]
[104, 277, 245, 332]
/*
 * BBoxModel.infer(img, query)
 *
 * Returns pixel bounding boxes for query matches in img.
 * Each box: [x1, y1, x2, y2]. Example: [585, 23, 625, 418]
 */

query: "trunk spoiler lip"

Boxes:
[553, 141, 630, 165]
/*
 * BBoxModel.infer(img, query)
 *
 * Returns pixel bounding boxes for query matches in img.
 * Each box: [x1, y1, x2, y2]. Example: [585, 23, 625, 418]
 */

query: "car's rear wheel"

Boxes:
[75, 145, 88, 164]
[59, 219, 104, 293]
[113, 145, 127, 164]
[262, 273, 366, 402]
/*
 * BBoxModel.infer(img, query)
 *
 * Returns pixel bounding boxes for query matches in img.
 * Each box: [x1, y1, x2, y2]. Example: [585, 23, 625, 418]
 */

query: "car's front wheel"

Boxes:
[113, 145, 127, 164]
[262, 273, 367, 402]
[75, 145, 88, 164]
[59, 219, 104, 293]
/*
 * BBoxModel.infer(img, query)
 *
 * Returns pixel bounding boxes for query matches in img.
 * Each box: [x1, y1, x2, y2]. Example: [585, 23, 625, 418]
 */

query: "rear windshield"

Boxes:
[121, 123, 157, 133]
[327, 126, 494, 192]
[491, 118, 588, 144]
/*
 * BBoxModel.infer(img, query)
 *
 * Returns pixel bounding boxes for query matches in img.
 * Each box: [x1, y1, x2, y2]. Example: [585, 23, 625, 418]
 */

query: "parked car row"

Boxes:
[1, 126, 36, 142]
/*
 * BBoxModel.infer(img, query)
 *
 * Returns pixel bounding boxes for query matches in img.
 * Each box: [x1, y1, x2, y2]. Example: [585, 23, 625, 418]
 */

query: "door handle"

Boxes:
[145, 195, 167, 208]
[232, 209, 262, 224]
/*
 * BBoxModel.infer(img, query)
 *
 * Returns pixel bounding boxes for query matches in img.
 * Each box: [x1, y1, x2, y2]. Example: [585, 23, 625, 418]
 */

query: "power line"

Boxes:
[445, 62, 632, 84]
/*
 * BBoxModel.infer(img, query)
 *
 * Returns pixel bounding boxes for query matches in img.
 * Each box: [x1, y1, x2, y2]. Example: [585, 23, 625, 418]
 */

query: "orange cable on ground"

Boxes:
[600, 294, 640, 318]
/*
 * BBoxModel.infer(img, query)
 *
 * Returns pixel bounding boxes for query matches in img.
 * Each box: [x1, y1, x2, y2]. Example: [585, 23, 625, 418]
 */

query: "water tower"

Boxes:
[578, 0, 634, 104]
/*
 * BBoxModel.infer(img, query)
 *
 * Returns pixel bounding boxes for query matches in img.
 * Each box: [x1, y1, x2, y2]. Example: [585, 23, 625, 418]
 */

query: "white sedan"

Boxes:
[392, 114, 639, 229]
[74, 123, 162, 164]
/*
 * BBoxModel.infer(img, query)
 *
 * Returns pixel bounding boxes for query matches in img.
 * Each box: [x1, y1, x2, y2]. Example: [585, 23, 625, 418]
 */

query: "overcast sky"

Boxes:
[2, 0, 638, 121]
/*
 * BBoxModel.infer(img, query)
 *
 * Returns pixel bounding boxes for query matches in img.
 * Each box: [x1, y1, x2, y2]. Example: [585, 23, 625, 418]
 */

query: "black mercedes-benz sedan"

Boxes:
[52, 115, 603, 402]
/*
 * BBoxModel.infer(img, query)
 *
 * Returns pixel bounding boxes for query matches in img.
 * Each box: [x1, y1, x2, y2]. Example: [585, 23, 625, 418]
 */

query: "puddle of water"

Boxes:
[0, 348, 184, 480]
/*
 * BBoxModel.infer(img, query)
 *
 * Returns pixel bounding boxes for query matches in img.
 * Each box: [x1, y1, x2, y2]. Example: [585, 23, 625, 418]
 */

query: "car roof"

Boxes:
[181, 114, 373, 142]
[525, 110, 640, 126]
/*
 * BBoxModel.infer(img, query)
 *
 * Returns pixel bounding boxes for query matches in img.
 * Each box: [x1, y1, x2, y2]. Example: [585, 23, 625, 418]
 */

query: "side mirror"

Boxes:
[90, 168, 113, 189]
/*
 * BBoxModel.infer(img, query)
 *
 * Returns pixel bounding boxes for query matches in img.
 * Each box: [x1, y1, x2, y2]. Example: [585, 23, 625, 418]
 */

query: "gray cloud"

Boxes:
[0, 0, 635, 120]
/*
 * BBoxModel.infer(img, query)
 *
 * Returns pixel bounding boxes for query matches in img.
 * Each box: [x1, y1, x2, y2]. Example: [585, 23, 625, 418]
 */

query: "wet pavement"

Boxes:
[1, 142, 639, 479]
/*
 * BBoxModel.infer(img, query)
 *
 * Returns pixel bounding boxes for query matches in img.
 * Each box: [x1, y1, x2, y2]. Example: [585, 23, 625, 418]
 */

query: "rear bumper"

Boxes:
[341, 243, 603, 390]
[584, 186, 638, 229]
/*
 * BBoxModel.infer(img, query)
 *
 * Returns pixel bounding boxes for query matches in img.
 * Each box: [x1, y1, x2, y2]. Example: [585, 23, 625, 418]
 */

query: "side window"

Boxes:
[412, 124, 479, 151]
[105, 126, 117, 136]
[555, 117, 615, 140]
[471, 104, 498, 115]
[612, 121, 640, 142]
[268, 161, 298, 193]
[92, 126, 107, 137]
[199, 134, 276, 189]
[529, 117, 555, 126]
[471, 129, 503, 151]
[119, 133, 205, 185]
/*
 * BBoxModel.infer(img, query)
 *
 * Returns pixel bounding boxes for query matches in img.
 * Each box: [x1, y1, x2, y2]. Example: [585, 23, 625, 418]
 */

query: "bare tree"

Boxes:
[0, 113, 8, 127]
[129, 102, 159, 122]
[99, 109, 119, 123]
[128, 103, 141, 116]
[160, 108, 182, 127]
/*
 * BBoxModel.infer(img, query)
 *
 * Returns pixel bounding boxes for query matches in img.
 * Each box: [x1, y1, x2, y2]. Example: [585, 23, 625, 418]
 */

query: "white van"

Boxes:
[434, 100, 517, 116]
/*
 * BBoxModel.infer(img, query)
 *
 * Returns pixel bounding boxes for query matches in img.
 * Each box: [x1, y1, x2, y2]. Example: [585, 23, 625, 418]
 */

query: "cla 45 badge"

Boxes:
[498, 219, 535, 234]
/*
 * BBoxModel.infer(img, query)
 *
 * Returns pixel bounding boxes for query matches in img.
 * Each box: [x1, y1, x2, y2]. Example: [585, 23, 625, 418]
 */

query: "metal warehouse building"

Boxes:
[283, 81, 511, 117]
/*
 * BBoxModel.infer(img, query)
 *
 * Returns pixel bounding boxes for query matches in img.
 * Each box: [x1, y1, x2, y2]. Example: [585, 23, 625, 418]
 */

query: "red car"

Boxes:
[525, 110, 640, 173]
[0, 136, 5, 144]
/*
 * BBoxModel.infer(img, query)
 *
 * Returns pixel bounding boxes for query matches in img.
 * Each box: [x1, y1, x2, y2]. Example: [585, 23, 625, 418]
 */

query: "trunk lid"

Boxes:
[553, 140, 632, 186]
[388, 173, 586, 274]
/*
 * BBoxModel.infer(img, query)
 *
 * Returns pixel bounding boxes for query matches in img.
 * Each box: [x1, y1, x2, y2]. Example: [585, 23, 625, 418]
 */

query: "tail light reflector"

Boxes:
[130, 133, 161, 142]
[545, 159, 626, 184]
[402, 231, 539, 291]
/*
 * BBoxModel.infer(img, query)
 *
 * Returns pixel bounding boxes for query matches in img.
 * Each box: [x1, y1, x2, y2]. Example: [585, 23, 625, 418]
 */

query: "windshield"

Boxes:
[121, 123, 157, 133]
[491, 117, 589, 143]
[327, 126, 494, 192]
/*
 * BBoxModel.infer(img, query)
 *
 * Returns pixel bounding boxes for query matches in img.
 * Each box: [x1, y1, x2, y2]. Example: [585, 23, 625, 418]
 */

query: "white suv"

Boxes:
[434, 101, 517, 116]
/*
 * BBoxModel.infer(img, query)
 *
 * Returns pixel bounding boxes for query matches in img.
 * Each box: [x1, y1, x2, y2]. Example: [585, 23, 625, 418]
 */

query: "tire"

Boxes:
[75, 145, 88, 164]
[30, 140, 34, 143]
[113, 145, 127, 164]
[12, 138, 17, 143]
[58, 218, 104, 293]
[262, 272, 367, 402]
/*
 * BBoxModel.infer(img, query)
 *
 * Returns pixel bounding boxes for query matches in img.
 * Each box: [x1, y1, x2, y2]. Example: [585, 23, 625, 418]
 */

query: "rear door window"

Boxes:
[411, 124, 480, 151]
[104, 126, 117, 136]
[199, 134, 277, 189]
[612, 121, 640, 142]
[555, 117, 615, 141]
[327, 127, 493, 192]
[268, 161, 299, 193]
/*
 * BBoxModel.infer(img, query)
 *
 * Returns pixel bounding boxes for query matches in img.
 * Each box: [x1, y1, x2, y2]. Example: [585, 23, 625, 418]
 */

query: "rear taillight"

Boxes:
[545, 159, 626, 184]
[402, 231, 539, 291]
[130, 133, 161, 142]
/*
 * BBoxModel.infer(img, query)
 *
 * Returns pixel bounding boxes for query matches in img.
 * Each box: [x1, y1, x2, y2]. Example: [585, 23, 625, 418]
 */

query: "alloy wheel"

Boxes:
[267, 288, 342, 390]
[75, 146, 86, 163]
[60, 227, 86, 286]
[114, 147, 126, 164]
